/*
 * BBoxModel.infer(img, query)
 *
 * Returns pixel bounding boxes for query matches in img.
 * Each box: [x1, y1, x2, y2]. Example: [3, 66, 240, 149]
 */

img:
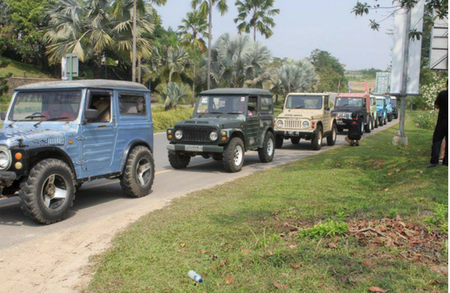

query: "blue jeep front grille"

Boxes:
[176, 126, 217, 142]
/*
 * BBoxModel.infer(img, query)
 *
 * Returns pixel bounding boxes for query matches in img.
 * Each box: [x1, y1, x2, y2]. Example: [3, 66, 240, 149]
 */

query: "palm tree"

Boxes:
[156, 82, 191, 110]
[275, 59, 318, 96]
[191, 0, 229, 89]
[178, 10, 208, 102]
[112, 0, 167, 82]
[209, 33, 271, 88]
[234, 0, 279, 42]
[45, 0, 113, 63]
[153, 45, 189, 83]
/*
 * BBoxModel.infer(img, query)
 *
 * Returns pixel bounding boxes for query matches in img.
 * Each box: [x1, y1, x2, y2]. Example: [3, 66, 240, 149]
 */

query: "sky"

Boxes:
[156, 0, 396, 71]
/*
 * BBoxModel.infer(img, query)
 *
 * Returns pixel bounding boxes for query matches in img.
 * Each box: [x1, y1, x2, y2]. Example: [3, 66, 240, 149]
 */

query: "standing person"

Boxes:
[428, 81, 448, 167]
[344, 112, 362, 146]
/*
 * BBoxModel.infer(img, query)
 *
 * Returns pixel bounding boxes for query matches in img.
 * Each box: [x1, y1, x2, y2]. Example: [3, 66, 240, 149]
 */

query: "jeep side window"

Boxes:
[260, 97, 272, 113]
[88, 94, 111, 122]
[248, 97, 257, 116]
[119, 94, 146, 115]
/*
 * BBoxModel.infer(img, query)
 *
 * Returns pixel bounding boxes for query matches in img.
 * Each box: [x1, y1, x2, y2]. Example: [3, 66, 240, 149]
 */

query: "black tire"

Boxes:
[387, 113, 392, 122]
[290, 137, 300, 145]
[311, 125, 323, 150]
[374, 116, 378, 128]
[120, 146, 155, 198]
[212, 154, 223, 161]
[384, 114, 387, 125]
[364, 117, 372, 133]
[275, 135, 283, 149]
[379, 116, 384, 126]
[18, 159, 75, 224]
[360, 119, 364, 135]
[168, 151, 191, 169]
[258, 131, 275, 163]
[223, 137, 245, 172]
[327, 123, 337, 146]
[337, 126, 344, 133]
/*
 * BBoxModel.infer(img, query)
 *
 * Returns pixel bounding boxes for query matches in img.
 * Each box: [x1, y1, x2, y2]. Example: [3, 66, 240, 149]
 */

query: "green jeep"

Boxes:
[166, 88, 275, 172]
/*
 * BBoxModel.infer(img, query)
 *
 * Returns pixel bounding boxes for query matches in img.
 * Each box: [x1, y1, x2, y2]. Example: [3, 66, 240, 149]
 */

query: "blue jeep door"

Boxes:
[81, 90, 117, 175]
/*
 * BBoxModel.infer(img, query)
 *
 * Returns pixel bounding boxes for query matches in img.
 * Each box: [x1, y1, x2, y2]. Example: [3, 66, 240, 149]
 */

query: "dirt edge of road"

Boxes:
[0, 199, 170, 293]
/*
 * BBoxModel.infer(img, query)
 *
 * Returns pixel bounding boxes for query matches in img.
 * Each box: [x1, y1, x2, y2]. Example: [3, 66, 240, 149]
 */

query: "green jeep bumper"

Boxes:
[167, 144, 224, 153]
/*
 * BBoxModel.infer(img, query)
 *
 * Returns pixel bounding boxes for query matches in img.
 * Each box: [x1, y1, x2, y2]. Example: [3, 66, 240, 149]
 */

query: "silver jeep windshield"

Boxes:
[196, 95, 247, 114]
[9, 91, 81, 121]
[286, 95, 322, 109]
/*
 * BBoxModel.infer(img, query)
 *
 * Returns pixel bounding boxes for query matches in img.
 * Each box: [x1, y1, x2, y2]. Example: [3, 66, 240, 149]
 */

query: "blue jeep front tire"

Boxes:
[120, 146, 155, 198]
[19, 159, 75, 224]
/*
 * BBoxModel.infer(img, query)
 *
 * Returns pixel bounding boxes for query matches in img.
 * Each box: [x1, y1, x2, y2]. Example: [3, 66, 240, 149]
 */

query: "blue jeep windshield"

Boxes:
[376, 99, 385, 107]
[10, 91, 81, 121]
[196, 95, 247, 114]
[286, 95, 322, 109]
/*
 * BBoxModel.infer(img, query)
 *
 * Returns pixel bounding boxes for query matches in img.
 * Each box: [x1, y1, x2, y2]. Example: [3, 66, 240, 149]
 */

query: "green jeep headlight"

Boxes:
[174, 129, 183, 140]
[209, 131, 218, 141]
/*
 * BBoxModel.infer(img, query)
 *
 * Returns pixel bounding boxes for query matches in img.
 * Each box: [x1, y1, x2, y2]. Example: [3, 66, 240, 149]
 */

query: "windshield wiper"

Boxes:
[33, 116, 69, 128]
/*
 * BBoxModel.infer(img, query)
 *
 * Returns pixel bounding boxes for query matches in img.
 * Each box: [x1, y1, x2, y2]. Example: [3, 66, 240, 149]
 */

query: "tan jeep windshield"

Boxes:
[286, 95, 322, 109]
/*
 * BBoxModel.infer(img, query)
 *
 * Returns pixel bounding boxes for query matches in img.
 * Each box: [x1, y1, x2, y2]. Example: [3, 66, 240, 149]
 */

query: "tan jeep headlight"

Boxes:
[276, 120, 284, 128]
[302, 121, 310, 128]
[174, 129, 183, 140]
[0, 146, 11, 170]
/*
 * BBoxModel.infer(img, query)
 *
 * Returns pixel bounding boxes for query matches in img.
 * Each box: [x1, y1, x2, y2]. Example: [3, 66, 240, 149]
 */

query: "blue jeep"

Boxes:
[374, 95, 388, 126]
[384, 95, 393, 122]
[0, 80, 155, 224]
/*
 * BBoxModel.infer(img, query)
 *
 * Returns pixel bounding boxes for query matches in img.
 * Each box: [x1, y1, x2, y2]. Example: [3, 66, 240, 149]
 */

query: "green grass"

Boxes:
[86, 112, 447, 292]
[0, 56, 49, 78]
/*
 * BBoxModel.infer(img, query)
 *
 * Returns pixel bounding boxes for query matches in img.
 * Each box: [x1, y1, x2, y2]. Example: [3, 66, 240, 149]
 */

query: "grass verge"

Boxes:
[87, 112, 448, 293]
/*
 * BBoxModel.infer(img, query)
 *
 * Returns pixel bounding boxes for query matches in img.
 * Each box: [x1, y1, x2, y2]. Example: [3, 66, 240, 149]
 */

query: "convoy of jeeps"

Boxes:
[0, 80, 396, 224]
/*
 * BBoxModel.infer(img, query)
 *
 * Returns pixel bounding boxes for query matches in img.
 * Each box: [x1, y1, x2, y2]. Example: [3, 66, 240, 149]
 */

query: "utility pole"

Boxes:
[131, 0, 137, 82]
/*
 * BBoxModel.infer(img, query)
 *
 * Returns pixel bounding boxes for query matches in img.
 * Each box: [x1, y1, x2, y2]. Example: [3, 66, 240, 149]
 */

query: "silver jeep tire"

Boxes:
[258, 131, 275, 163]
[19, 159, 75, 224]
[121, 146, 155, 198]
[223, 137, 245, 172]
[275, 135, 283, 149]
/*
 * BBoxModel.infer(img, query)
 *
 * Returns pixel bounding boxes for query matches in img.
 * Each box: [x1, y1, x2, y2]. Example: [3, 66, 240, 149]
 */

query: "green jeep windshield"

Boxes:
[196, 95, 247, 114]
[10, 91, 81, 121]
[286, 95, 322, 109]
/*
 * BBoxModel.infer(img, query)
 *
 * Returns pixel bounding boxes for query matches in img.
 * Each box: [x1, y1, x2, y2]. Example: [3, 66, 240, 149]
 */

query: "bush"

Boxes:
[152, 106, 193, 131]
[414, 111, 437, 130]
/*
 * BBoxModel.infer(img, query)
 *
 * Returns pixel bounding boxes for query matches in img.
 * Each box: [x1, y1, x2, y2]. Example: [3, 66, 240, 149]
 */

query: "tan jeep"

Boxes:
[274, 93, 337, 150]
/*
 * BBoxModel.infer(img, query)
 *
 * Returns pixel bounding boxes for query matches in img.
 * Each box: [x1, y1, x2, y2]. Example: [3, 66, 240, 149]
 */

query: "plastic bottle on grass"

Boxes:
[188, 270, 203, 283]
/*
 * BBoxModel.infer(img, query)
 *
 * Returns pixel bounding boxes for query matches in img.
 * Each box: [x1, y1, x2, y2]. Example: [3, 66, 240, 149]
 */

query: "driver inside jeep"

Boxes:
[43, 102, 75, 120]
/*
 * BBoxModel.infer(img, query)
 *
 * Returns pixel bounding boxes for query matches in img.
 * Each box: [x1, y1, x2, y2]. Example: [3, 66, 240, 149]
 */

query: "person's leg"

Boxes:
[430, 124, 445, 165]
[443, 137, 448, 166]
[345, 136, 351, 144]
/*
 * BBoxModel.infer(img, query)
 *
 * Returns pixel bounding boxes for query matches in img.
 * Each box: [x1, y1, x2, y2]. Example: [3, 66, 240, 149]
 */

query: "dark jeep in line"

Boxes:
[166, 88, 275, 172]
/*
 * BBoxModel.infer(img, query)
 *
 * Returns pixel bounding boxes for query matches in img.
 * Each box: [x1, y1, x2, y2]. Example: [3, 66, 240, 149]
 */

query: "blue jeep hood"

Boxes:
[0, 127, 69, 148]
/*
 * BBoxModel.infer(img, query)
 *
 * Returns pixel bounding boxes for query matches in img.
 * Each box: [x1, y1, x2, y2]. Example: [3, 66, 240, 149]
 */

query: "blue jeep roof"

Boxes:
[15, 79, 149, 92]
[199, 88, 272, 96]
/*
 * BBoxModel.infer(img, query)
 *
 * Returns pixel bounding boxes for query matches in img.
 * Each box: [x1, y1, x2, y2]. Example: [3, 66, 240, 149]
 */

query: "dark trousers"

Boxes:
[430, 120, 448, 165]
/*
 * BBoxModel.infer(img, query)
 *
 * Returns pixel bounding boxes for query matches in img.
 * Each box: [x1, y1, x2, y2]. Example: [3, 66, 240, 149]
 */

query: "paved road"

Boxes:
[0, 121, 398, 250]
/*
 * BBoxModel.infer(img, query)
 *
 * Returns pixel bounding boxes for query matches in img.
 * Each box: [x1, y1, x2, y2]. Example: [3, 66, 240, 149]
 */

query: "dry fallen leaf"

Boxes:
[180, 243, 186, 248]
[291, 264, 302, 269]
[272, 281, 288, 289]
[384, 188, 389, 192]
[368, 286, 389, 293]
[200, 250, 207, 254]
[225, 276, 234, 285]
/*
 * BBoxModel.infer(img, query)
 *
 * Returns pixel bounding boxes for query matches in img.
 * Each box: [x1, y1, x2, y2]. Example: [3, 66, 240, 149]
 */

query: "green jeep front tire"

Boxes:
[223, 137, 245, 172]
[168, 151, 191, 169]
[258, 131, 275, 163]
[19, 159, 75, 224]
